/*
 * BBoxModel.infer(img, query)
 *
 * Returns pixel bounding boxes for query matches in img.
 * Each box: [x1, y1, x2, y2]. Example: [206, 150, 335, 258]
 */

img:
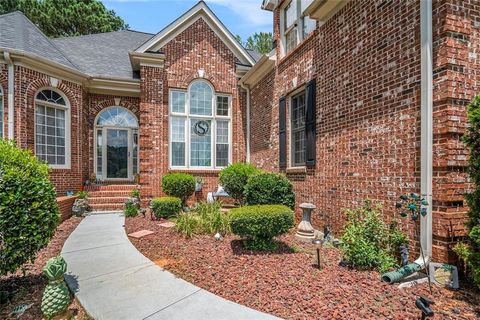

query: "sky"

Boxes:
[103, 0, 273, 41]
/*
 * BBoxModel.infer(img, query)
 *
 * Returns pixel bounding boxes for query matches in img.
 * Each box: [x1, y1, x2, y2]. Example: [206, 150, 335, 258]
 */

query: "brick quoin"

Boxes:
[1, 0, 478, 263]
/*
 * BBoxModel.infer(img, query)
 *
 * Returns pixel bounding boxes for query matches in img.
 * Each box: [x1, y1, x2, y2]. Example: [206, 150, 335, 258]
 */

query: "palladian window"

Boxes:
[35, 89, 70, 168]
[169, 80, 231, 169]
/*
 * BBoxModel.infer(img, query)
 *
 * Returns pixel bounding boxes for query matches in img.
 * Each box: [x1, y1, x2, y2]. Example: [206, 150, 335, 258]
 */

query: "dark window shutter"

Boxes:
[279, 96, 287, 168]
[305, 79, 316, 167]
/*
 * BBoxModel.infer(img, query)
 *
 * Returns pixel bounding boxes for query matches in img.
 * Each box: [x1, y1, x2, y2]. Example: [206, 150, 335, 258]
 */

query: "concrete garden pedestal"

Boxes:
[295, 203, 316, 240]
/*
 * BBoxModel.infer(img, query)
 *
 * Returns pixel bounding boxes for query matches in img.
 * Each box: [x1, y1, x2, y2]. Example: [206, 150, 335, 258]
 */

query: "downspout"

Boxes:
[418, 0, 433, 265]
[4, 52, 14, 139]
[241, 83, 251, 163]
[382, 0, 433, 284]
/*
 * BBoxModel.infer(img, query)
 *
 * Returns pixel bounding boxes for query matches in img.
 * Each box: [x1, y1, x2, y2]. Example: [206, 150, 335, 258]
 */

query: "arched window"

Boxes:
[35, 89, 70, 168]
[169, 80, 231, 169]
[0, 86, 3, 138]
[96, 106, 138, 128]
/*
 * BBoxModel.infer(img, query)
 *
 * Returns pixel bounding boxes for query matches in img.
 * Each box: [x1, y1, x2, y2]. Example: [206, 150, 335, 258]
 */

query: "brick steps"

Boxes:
[89, 203, 125, 211]
[86, 184, 138, 212]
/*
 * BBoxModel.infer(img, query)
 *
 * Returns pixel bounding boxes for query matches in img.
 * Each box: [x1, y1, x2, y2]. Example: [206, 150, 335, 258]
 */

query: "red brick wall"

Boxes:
[13, 66, 85, 195]
[250, 0, 471, 262]
[57, 195, 78, 222]
[430, 0, 479, 262]
[139, 18, 247, 204]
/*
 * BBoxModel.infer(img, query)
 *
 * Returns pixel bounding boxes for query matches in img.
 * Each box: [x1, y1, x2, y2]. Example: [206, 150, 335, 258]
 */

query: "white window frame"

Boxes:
[34, 88, 71, 169]
[0, 86, 3, 139]
[168, 80, 232, 170]
[280, 0, 316, 57]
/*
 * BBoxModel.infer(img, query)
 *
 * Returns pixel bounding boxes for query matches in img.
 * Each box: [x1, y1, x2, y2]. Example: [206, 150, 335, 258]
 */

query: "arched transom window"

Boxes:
[0, 86, 3, 138]
[35, 89, 70, 168]
[96, 106, 138, 128]
[169, 80, 231, 169]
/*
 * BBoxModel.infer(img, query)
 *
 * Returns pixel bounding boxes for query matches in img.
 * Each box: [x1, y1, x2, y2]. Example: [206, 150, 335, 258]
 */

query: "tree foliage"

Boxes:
[236, 32, 273, 54]
[0, 0, 128, 37]
[454, 95, 480, 288]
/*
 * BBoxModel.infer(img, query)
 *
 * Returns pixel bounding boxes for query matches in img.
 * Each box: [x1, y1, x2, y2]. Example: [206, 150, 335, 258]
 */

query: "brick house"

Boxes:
[0, 0, 476, 263]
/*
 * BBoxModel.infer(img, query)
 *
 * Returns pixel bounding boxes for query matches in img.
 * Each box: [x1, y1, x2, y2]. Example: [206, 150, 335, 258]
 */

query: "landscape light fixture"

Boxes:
[312, 238, 323, 270]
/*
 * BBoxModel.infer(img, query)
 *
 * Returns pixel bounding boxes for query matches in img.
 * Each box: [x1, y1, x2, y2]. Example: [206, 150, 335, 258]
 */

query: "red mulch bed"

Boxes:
[126, 215, 480, 320]
[0, 217, 89, 320]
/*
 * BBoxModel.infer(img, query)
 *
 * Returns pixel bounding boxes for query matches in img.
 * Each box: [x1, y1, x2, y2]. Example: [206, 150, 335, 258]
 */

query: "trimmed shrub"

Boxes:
[454, 95, 480, 288]
[219, 163, 259, 204]
[196, 201, 230, 235]
[229, 205, 294, 250]
[245, 172, 295, 209]
[0, 140, 60, 276]
[162, 173, 195, 204]
[151, 197, 182, 219]
[340, 200, 400, 273]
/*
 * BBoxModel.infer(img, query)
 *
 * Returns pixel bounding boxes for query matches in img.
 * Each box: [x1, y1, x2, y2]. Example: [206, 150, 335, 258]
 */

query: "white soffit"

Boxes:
[135, 1, 255, 66]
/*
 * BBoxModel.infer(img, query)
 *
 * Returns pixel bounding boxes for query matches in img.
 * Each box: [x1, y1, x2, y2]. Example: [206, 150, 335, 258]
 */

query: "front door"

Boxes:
[106, 128, 130, 180]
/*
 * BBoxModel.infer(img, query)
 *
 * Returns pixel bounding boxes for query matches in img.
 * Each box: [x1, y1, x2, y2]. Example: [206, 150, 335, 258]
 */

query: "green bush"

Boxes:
[124, 199, 139, 217]
[456, 95, 480, 288]
[219, 163, 259, 204]
[0, 140, 60, 276]
[245, 172, 295, 209]
[162, 173, 195, 205]
[131, 188, 140, 198]
[229, 205, 294, 250]
[151, 197, 182, 219]
[340, 200, 401, 273]
[196, 201, 230, 235]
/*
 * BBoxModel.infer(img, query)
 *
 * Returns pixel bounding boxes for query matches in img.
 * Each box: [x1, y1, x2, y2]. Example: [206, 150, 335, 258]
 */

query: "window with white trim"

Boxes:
[290, 90, 306, 167]
[0, 86, 3, 138]
[35, 89, 70, 168]
[281, 0, 316, 55]
[169, 80, 231, 169]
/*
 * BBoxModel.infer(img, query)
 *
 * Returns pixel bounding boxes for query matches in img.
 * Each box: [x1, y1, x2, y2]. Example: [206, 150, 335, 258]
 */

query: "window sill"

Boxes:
[285, 166, 307, 174]
[169, 168, 222, 174]
[278, 31, 317, 67]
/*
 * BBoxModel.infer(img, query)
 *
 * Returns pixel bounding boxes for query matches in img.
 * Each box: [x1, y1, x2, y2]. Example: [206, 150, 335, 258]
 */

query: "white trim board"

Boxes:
[135, 1, 255, 66]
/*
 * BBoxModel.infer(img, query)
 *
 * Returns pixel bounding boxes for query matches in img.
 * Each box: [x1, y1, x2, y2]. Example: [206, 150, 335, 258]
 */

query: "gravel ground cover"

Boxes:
[126, 215, 480, 320]
[0, 217, 89, 320]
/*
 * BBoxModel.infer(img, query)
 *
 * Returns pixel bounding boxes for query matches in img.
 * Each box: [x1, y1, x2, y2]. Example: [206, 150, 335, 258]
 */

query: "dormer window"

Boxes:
[281, 0, 316, 56]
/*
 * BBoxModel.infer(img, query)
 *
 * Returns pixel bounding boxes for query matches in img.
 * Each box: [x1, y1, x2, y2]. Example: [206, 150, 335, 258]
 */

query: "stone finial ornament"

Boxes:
[41, 256, 72, 320]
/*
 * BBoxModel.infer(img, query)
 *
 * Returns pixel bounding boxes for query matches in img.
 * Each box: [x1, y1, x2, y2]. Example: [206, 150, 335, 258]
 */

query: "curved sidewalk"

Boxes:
[61, 213, 278, 320]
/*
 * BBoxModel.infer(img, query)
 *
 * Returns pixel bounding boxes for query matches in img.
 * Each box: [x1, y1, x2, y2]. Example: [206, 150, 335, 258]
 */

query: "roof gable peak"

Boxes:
[135, 1, 255, 66]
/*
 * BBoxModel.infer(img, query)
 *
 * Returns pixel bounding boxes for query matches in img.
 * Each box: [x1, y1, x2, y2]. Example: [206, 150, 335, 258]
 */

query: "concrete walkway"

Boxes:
[61, 213, 278, 320]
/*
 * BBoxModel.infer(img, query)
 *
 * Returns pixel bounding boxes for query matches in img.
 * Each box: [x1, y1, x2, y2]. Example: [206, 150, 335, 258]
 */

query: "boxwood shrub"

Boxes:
[229, 205, 294, 250]
[150, 197, 182, 219]
[0, 140, 60, 276]
[245, 172, 295, 209]
[162, 173, 195, 204]
[219, 163, 258, 204]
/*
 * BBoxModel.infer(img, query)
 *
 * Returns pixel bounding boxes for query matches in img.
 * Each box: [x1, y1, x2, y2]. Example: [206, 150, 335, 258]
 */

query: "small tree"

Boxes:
[0, 140, 60, 276]
[454, 95, 480, 288]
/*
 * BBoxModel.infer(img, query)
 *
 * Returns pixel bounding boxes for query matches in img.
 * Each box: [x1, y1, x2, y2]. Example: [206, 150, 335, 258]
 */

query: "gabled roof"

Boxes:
[52, 30, 153, 79]
[135, 1, 256, 66]
[0, 11, 76, 69]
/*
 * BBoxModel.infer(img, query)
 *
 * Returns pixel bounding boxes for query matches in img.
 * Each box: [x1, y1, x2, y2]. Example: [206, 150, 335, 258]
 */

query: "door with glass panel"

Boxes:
[95, 107, 139, 182]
